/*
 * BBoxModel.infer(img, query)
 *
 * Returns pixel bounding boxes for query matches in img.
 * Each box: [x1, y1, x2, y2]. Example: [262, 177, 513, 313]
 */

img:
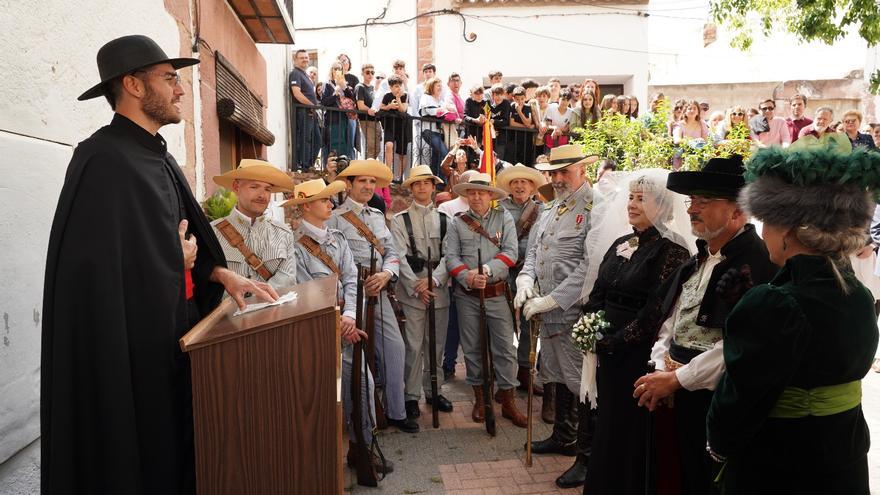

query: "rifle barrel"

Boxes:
[477, 248, 496, 436]
[427, 248, 439, 428]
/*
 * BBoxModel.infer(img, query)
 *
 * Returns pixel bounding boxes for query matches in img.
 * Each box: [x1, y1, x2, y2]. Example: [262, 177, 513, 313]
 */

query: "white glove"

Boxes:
[524, 295, 559, 320]
[514, 275, 537, 309]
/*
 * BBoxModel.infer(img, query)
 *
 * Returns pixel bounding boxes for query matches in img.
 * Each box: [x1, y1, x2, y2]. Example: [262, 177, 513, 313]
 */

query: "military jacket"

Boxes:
[499, 196, 542, 270]
[521, 182, 593, 329]
[326, 197, 400, 278]
[293, 220, 358, 319]
[211, 207, 297, 291]
[445, 207, 518, 288]
[390, 201, 451, 308]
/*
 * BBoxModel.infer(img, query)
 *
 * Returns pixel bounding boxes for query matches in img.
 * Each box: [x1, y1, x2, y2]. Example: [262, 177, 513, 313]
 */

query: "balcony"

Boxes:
[226, 0, 295, 44]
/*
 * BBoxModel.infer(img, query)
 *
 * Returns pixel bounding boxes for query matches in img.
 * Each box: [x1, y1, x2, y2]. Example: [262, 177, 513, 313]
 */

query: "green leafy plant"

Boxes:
[710, 0, 880, 93]
[203, 188, 237, 221]
[572, 99, 753, 176]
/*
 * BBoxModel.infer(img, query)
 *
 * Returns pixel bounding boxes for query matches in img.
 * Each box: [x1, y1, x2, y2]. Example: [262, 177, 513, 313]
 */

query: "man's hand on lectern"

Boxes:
[210, 266, 279, 310]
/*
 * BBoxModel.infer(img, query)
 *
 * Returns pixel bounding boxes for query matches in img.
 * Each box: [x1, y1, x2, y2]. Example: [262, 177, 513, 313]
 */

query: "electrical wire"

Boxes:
[462, 14, 680, 55]
[296, 8, 694, 55]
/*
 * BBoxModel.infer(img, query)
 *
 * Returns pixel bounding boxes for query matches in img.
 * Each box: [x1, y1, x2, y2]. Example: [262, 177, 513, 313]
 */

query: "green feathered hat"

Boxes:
[740, 133, 880, 232]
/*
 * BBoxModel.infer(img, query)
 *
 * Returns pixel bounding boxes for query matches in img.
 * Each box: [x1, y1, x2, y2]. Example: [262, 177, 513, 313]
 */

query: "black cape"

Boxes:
[41, 113, 225, 494]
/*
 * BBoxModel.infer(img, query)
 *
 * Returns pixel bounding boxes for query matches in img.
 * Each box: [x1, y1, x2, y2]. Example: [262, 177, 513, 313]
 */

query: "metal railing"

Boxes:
[290, 102, 545, 179]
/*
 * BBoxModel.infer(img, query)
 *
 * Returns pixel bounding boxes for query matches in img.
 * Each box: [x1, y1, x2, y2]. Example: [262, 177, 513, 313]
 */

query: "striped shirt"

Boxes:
[211, 207, 297, 290]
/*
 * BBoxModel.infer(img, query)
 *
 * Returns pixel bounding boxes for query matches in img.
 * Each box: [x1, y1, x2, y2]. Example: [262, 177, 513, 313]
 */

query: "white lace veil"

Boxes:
[581, 168, 696, 303]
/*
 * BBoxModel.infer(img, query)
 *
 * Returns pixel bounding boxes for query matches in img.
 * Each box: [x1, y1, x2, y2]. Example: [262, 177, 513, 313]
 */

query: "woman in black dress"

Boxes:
[578, 170, 692, 494]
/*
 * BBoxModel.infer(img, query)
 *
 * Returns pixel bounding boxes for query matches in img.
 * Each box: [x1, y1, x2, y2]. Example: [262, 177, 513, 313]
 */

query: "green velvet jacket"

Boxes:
[707, 255, 877, 489]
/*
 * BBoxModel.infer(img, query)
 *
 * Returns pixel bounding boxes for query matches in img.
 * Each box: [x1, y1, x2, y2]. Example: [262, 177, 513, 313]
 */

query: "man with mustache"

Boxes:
[631, 156, 775, 495]
[210, 160, 299, 291]
[514, 145, 598, 488]
[43, 35, 277, 494]
[496, 165, 547, 400]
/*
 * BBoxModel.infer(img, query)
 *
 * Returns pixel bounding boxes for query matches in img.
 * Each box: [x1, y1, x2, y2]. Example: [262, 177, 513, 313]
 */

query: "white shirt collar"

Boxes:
[231, 206, 267, 227]
[301, 219, 329, 242]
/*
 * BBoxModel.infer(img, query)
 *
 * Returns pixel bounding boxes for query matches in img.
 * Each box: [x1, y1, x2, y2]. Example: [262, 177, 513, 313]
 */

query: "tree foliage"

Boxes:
[710, 0, 880, 91]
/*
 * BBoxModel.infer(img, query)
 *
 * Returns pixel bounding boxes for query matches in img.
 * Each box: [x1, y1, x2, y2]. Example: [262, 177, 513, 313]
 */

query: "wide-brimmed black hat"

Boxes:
[78, 35, 199, 101]
[666, 155, 745, 199]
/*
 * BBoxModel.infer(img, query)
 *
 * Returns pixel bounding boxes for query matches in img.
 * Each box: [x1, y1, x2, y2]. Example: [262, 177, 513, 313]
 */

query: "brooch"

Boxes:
[615, 237, 639, 260]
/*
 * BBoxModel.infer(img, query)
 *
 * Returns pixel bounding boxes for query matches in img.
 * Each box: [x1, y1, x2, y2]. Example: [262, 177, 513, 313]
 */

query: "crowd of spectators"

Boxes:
[289, 49, 879, 180]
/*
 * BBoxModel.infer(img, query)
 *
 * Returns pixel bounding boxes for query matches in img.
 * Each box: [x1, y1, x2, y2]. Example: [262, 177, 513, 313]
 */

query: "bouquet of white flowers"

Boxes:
[572, 310, 611, 409]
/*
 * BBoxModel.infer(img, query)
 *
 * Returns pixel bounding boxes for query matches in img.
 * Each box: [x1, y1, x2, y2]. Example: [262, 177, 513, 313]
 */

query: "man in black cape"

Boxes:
[41, 35, 277, 494]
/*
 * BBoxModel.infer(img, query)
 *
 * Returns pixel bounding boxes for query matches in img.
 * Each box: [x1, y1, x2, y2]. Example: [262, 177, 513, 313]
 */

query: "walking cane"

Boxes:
[525, 312, 540, 467]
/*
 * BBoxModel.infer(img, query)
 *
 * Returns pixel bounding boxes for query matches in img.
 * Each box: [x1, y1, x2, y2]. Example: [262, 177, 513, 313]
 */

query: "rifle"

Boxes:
[365, 247, 387, 429]
[477, 248, 496, 436]
[350, 264, 378, 486]
[426, 248, 439, 429]
[525, 310, 541, 466]
[387, 286, 407, 336]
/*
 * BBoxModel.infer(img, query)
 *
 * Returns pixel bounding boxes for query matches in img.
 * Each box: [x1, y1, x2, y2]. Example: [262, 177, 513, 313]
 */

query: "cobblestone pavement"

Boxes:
[347, 362, 880, 494]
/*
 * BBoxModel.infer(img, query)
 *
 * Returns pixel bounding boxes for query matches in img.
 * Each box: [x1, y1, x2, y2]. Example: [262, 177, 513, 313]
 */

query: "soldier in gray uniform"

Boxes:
[391, 165, 454, 418]
[515, 144, 598, 488]
[211, 160, 298, 291]
[286, 178, 392, 475]
[445, 173, 528, 428]
[497, 164, 547, 396]
[327, 159, 419, 433]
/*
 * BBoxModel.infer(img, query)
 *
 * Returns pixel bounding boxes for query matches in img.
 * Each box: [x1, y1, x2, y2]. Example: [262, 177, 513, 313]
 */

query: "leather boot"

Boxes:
[555, 402, 596, 488]
[516, 366, 544, 396]
[497, 388, 528, 428]
[471, 385, 485, 423]
[541, 381, 556, 424]
[530, 383, 578, 456]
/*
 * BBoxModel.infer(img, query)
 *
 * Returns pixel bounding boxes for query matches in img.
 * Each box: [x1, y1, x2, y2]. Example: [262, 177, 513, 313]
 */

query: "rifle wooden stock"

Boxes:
[477, 248, 496, 437]
[365, 248, 387, 429]
[427, 248, 439, 429]
[351, 265, 378, 486]
[387, 286, 407, 336]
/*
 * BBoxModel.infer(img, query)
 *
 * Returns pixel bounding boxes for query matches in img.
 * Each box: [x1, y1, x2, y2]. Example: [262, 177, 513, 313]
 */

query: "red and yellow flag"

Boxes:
[479, 102, 495, 185]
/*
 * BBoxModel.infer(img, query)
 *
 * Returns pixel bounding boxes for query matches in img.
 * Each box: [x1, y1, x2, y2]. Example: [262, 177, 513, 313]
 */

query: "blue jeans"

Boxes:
[421, 129, 448, 178]
[294, 109, 319, 171]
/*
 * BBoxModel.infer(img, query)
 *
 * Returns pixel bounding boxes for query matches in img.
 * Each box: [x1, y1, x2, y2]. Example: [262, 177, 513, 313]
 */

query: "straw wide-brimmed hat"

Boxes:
[535, 144, 600, 171]
[79, 35, 199, 101]
[213, 159, 295, 192]
[451, 172, 508, 201]
[402, 164, 444, 188]
[283, 179, 347, 206]
[496, 163, 546, 193]
[336, 159, 393, 188]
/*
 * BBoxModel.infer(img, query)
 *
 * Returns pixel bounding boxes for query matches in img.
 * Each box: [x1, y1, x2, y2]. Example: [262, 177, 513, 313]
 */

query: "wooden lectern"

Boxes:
[180, 277, 343, 495]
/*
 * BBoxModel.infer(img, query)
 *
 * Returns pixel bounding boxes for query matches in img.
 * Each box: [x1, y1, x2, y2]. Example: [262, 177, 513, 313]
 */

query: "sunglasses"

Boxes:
[731, 112, 744, 116]
[844, 119, 858, 124]
[760, 106, 774, 111]
[364, 70, 375, 75]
